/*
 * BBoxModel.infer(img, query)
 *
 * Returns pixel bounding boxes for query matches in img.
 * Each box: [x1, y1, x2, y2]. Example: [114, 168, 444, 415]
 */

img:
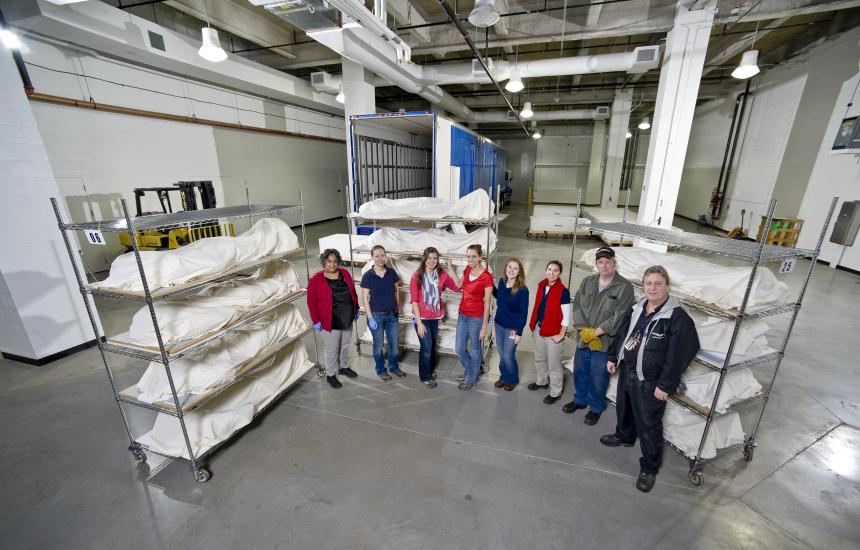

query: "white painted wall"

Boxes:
[533, 124, 594, 204]
[496, 138, 536, 204]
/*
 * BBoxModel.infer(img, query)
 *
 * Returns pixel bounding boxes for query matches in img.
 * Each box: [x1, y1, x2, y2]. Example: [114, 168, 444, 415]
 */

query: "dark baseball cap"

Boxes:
[595, 246, 615, 260]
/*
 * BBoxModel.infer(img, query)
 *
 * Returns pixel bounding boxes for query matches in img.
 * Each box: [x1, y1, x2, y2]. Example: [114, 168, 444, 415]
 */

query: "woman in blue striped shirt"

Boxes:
[493, 258, 529, 391]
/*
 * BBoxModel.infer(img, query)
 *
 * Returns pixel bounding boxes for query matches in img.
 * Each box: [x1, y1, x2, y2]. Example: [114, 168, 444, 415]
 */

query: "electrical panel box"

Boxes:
[830, 200, 860, 246]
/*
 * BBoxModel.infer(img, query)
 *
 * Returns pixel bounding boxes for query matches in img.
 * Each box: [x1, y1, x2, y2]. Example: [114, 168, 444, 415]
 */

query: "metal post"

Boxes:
[119, 199, 200, 476]
[298, 187, 319, 367]
[567, 188, 582, 288]
[746, 196, 840, 444]
[49, 198, 138, 451]
[690, 198, 778, 471]
[623, 187, 631, 223]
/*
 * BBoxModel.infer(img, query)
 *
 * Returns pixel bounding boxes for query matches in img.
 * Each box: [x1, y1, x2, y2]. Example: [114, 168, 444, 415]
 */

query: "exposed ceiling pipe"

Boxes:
[472, 108, 604, 123]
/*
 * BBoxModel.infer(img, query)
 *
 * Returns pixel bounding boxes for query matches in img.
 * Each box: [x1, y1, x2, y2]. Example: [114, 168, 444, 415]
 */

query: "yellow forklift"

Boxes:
[120, 181, 234, 251]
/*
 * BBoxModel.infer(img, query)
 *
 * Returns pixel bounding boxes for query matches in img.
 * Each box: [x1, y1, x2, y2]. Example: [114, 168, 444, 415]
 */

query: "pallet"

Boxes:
[599, 234, 633, 246]
[756, 216, 803, 248]
[526, 229, 592, 240]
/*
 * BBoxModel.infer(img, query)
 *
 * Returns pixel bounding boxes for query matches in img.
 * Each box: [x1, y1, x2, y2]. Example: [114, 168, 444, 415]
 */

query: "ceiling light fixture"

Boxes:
[732, 49, 760, 79]
[520, 101, 533, 119]
[335, 85, 345, 104]
[532, 129, 542, 139]
[198, 2, 227, 63]
[467, 0, 500, 28]
[638, 117, 651, 130]
[0, 29, 21, 50]
[505, 68, 524, 93]
[625, 131, 632, 139]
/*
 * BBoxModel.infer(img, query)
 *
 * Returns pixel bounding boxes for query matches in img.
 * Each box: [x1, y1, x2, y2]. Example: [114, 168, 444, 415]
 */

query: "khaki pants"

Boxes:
[533, 333, 564, 397]
[322, 329, 352, 377]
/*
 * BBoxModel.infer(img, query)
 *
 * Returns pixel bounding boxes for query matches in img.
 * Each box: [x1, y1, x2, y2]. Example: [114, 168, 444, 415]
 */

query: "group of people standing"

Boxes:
[307, 243, 699, 492]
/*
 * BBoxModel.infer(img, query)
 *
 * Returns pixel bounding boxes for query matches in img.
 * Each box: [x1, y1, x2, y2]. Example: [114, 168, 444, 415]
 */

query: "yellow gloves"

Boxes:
[579, 327, 603, 351]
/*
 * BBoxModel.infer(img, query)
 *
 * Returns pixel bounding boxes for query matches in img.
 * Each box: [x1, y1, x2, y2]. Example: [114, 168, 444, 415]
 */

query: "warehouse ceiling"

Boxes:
[103, 0, 860, 129]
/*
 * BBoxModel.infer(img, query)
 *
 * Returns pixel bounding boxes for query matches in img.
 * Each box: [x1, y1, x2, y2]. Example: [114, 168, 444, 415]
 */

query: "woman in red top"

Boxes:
[306, 249, 360, 389]
[446, 243, 494, 390]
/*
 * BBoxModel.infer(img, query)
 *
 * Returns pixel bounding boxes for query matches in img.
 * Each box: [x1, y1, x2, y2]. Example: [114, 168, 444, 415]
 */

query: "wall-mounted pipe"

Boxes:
[713, 80, 752, 222]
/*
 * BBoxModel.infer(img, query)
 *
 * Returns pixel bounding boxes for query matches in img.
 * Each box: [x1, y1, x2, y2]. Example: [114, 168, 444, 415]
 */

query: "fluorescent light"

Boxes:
[732, 49, 760, 79]
[0, 30, 21, 50]
[505, 68, 524, 93]
[468, 0, 500, 28]
[335, 85, 345, 104]
[638, 117, 650, 130]
[625, 131, 632, 139]
[198, 27, 227, 62]
[520, 101, 533, 119]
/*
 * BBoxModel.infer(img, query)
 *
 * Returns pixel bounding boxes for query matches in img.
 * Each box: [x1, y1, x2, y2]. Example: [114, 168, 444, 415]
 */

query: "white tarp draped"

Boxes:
[318, 234, 371, 264]
[357, 189, 494, 221]
[580, 247, 789, 312]
[678, 366, 762, 414]
[126, 262, 301, 346]
[134, 305, 307, 404]
[368, 227, 497, 255]
[138, 343, 313, 460]
[360, 259, 461, 319]
[360, 325, 458, 350]
[95, 218, 300, 291]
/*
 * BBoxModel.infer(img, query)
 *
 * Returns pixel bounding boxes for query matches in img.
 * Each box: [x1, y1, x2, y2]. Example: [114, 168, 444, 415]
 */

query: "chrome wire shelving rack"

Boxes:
[569, 194, 839, 486]
[51, 195, 320, 483]
[345, 184, 501, 367]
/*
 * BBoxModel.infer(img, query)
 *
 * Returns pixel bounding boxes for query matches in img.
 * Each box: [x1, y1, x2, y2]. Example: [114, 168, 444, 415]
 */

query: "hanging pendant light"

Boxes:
[199, 27, 227, 62]
[638, 116, 650, 130]
[530, 120, 541, 139]
[505, 68, 524, 93]
[0, 29, 21, 50]
[625, 131, 632, 139]
[335, 84, 345, 104]
[468, 0, 501, 28]
[520, 101, 534, 119]
[732, 50, 760, 79]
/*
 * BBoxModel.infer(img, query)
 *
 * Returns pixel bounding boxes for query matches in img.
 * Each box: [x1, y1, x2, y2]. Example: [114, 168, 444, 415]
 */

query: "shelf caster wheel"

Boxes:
[688, 469, 703, 486]
[131, 449, 147, 463]
[316, 364, 325, 377]
[743, 445, 755, 462]
[194, 468, 211, 483]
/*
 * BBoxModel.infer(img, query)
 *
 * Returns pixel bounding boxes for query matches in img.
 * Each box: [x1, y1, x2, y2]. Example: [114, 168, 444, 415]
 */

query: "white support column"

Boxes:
[601, 89, 632, 207]
[637, 2, 715, 230]
[341, 57, 376, 214]
[0, 41, 95, 363]
[587, 119, 607, 205]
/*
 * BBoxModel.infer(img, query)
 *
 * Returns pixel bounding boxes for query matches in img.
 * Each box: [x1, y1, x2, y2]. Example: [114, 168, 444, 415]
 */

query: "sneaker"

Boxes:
[431, 372, 438, 380]
[456, 375, 466, 383]
[527, 382, 549, 391]
[636, 471, 657, 493]
[379, 373, 392, 382]
[393, 370, 406, 379]
[562, 401, 587, 414]
[423, 380, 438, 389]
[599, 434, 635, 447]
[339, 367, 358, 379]
[584, 412, 602, 425]
[458, 381, 474, 390]
[326, 375, 342, 389]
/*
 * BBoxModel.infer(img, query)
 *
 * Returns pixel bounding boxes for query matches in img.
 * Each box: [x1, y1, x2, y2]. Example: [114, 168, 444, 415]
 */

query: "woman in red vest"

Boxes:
[528, 260, 571, 403]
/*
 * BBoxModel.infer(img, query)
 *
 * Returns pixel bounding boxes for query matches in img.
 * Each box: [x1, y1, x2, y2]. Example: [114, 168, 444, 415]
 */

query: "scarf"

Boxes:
[422, 269, 441, 314]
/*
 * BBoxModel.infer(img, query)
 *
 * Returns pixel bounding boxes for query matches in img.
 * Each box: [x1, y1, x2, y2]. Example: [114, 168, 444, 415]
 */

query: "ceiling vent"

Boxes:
[595, 105, 610, 118]
[310, 71, 340, 94]
[629, 45, 661, 73]
[471, 57, 494, 77]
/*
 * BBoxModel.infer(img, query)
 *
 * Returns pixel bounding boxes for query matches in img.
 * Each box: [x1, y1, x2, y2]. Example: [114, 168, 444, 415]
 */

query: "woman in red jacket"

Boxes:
[306, 249, 360, 389]
[528, 260, 571, 404]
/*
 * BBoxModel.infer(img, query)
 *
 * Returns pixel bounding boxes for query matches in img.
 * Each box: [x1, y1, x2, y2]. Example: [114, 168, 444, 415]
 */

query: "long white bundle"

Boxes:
[95, 218, 300, 291]
[138, 343, 313, 460]
[357, 189, 494, 221]
[580, 247, 789, 312]
[368, 226, 497, 256]
[126, 261, 301, 346]
[134, 305, 307, 404]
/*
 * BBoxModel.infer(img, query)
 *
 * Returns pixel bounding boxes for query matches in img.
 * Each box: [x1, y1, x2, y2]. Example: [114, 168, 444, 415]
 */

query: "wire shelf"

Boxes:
[692, 350, 783, 373]
[586, 222, 815, 261]
[86, 249, 304, 302]
[349, 213, 496, 226]
[669, 392, 766, 420]
[102, 290, 307, 363]
[61, 204, 299, 233]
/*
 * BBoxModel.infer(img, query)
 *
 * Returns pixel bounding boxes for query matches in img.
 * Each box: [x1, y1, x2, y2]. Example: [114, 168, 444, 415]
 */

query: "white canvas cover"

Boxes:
[360, 259, 462, 319]
[357, 189, 494, 221]
[367, 227, 497, 255]
[138, 343, 313, 460]
[134, 305, 307, 404]
[678, 366, 762, 414]
[95, 218, 300, 291]
[126, 262, 301, 346]
[318, 233, 372, 264]
[580, 247, 789, 312]
[360, 325, 458, 351]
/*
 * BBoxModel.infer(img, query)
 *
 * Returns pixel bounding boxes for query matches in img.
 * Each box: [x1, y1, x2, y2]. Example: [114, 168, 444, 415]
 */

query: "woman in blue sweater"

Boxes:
[493, 258, 529, 391]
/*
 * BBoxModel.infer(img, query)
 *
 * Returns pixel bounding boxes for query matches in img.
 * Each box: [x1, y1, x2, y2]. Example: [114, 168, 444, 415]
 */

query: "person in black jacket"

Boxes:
[599, 265, 700, 493]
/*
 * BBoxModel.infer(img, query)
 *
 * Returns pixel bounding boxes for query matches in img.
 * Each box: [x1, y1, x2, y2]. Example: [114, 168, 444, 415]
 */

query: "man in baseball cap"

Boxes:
[564, 245, 635, 425]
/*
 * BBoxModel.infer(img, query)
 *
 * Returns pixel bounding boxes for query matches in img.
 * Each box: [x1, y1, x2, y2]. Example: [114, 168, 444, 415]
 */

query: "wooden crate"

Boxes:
[756, 216, 803, 248]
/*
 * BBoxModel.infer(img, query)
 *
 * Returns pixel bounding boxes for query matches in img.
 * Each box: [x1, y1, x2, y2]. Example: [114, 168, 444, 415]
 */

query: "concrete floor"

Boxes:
[1, 203, 859, 549]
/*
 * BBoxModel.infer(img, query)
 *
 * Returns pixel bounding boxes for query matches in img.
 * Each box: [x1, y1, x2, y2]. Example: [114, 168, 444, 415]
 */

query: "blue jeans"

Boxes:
[494, 322, 520, 385]
[456, 314, 484, 384]
[370, 312, 400, 375]
[415, 319, 439, 382]
[573, 346, 610, 413]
